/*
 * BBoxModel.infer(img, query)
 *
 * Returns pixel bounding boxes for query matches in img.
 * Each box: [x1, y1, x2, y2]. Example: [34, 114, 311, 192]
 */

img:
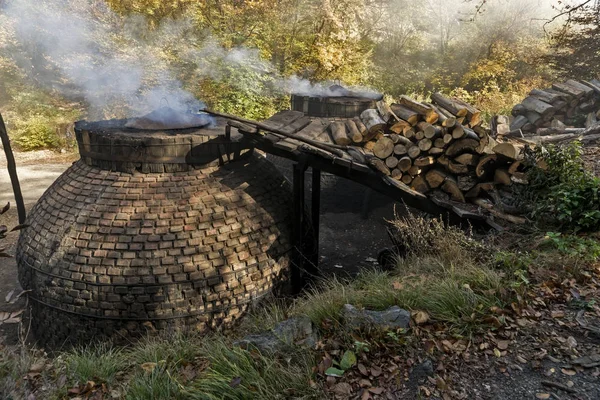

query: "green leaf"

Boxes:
[325, 367, 345, 377]
[339, 350, 357, 370]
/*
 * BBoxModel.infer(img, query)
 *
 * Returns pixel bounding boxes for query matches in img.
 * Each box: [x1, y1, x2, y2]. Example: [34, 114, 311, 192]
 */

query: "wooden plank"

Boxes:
[261, 110, 305, 130]
[281, 116, 313, 134]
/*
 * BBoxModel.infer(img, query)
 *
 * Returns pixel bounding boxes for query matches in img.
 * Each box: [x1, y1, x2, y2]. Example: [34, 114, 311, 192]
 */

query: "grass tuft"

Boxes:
[187, 336, 320, 400]
[64, 342, 125, 384]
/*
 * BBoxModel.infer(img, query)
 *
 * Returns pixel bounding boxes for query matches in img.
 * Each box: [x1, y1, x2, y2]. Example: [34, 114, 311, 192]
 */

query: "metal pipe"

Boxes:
[0, 113, 26, 224]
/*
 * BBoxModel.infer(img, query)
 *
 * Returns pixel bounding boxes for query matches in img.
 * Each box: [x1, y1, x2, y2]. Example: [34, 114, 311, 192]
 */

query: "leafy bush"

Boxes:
[526, 142, 600, 232]
[12, 114, 60, 150]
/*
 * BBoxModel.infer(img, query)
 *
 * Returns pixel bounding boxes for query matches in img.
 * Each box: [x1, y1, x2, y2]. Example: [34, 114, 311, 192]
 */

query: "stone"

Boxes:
[235, 316, 318, 354]
[341, 304, 410, 330]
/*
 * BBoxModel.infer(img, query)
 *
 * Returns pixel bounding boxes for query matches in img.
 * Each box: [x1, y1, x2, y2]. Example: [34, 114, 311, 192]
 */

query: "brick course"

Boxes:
[17, 150, 294, 347]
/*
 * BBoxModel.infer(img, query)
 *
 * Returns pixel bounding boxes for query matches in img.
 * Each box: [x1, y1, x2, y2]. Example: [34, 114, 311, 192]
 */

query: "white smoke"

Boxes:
[2, 0, 381, 121]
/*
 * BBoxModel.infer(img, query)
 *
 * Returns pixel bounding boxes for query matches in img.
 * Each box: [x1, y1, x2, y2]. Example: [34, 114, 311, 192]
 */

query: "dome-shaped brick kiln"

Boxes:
[16, 110, 295, 347]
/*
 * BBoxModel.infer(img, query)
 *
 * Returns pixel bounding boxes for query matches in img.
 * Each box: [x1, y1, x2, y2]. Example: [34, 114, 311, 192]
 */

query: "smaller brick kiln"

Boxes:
[16, 109, 295, 347]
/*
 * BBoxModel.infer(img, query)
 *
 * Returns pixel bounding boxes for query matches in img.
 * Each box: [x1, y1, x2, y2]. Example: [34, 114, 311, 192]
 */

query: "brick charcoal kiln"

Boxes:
[16, 108, 295, 347]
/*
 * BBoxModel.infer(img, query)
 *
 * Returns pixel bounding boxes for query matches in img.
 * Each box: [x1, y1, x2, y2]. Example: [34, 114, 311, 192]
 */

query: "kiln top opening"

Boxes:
[290, 84, 383, 118]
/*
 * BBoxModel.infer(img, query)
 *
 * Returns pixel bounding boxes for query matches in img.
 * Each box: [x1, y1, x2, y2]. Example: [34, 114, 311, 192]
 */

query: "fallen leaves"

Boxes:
[0, 309, 23, 325]
[413, 310, 430, 325]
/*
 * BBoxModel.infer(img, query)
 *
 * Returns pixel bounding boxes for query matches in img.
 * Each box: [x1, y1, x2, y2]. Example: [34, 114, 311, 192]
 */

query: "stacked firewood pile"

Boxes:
[502, 79, 600, 136]
[325, 93, 529, 223]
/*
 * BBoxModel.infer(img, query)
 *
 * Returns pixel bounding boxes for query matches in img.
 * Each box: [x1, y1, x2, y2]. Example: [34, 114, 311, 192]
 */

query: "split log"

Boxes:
[364, 141, 376, 151]
[367, 157, 391, 176]
[510, 115, 528, 131]
[373, 137, 395, 159]
[352, 117, 368, 136]
[521, 96, 555, 118]
[512, 104, 526, 116]
[388, 133, 400, 144]
[401, 174, 413, 185]
[390, 104, 419, 126]
[428, 104, 456, 127]
[391, 168, 403, 180]
[442, 178, 465, 203]
[508, 160, 523, 175]
[385, 156, 399, 169]
[452, 98, 482, 126]
[394, 144, 408, 156]
[566, 79, 594, 98]
[414, 156, 436, 167]
[434, 138, 446, 148]
[417, 121, 436, 138]
[458, 176, 477, 192]
[475, 154, 498, 178]
[493, 142, 522, 160]
[445, 138, 479, 157]
[525, 111, 542, 126]
[443, 133, 453, 144]
[452, 124, 465, 139]
[494, 169, 511, 185]
[345, 119, 363, 143]
[411, 175, 429, 194]
[408, 165, 422, 177]
[398, 95, 438, 123]
[398, 156, 413, 172]
[582, 79, 600, 96]
[454, 153, 479, 166]
[431, 92, 468, 117]
[530, 88, 566, 104]
[389, 119, 411, 134]
[330, 122, 351, 145]
[438, 155, 469, 175]
[376, 100, 399, 124]
[428, 147, 444, 155]
[403, 128, 416, 139]
[408, 145, 421, 159]
[418, 138, 433, 151]
[552, 82, 586, 99]
[425, 169, 449, 189]
[415, 131, 425, 140]
[360, 109, 386, 141]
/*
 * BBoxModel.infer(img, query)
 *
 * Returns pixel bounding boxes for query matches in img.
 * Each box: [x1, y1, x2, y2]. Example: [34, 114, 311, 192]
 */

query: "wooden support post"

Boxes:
[0, 113, 26, 224]
[310, 168, 321, 276]
[292, 161, 307, 293]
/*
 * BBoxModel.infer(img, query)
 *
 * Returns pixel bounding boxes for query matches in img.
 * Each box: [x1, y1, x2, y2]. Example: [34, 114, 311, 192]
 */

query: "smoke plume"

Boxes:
[1, 0, 380, 121]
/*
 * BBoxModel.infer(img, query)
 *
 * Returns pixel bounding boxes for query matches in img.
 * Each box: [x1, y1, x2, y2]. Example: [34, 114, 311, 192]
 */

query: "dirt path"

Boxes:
[0, 153, 73, 345]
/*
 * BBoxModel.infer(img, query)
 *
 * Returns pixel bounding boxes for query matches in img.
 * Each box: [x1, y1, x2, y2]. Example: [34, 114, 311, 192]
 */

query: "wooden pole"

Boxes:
[0, 113, 26, 224]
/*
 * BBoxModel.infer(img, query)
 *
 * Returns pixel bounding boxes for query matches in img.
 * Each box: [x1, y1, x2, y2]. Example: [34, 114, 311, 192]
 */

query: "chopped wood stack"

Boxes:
[316, 93, 530, 223]
[504, 79, 600, 136]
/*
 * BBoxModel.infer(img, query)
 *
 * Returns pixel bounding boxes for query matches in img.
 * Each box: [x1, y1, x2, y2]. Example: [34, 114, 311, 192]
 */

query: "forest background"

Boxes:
[0, 0, 598, 151]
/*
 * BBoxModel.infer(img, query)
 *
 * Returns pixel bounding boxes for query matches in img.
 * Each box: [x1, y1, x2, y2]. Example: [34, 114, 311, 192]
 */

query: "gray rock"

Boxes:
[342, 304, 410, 330]
[235, 316, 318, 354]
